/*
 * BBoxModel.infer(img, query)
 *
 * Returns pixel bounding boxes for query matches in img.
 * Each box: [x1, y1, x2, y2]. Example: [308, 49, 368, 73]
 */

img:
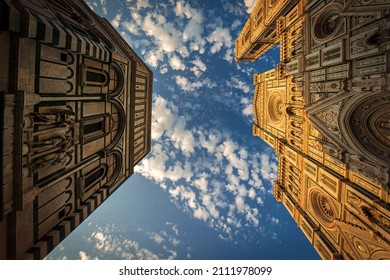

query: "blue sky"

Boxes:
[46, 0, 320, 260]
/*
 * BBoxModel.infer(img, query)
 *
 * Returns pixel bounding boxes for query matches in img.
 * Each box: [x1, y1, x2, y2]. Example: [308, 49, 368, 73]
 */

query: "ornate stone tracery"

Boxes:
[237, 0, 390, 260]
[22, 108, 75, 177]
[313, 3, 344, 43]
[268, 93, 284, 124]
[309, 188, 338, 227]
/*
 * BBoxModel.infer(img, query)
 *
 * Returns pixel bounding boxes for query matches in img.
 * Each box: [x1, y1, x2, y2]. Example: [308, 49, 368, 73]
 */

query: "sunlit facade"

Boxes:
[0, 0, 152, 259]
[236, 0, 390, 259]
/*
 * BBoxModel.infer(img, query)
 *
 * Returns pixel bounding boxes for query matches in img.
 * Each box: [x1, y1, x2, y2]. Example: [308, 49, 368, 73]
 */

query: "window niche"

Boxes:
[80, 165, 108, 200]
[80, 114, 110, 144]
[81, 64, 109, 87]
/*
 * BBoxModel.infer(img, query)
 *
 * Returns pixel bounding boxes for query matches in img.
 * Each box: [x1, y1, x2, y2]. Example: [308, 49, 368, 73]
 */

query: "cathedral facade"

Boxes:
[0, 0, 152, 259]
[236, 0, 390, 259]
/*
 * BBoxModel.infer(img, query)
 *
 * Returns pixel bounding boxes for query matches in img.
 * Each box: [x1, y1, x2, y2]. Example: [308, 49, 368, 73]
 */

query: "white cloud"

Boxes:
[133, 0, 149, 10]
[231, 19, 242, 30]
[206, 27, 233, 54]
[229, 76, 251, 94]
[145, 50, 164, 68]
[248, 188, 256, 199]
[193, 177, 208, 193]
[224, 48, 234, 62]
[134, 93, 278, 243]
[111, 13, 122, 29]
[149, 232, 165, 244]
[173, 1, 206, 54]
[190, 58, 207, 77]
[100, 0, 107, 15]
[178, 45, 190, 57]
[235, 196, 245, 212]
[79, 251, 96, 260]
[199, 130, 221, 153]
[170, 237, 181, 246]
[194, 207, 209, 221]
[268, 215, 280, 225]
[81, 224, 184, 260]
[174, 75, 215, 92]
[170, 118, 195, 156]
[246, 208, 259, 226]
[122, 21, 138, 35]
[241, 97, 254, 117]
[169, 55, 186, 71]
[143, 14, 180, 53]
[260, 153, 278, 181]
[160, 65, 168, 74]
[244, 0, 257, 13]
[202, 194, 219, 218]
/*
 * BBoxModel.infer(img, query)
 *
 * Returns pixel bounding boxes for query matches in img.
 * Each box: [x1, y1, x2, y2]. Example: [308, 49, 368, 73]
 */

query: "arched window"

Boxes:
[80, 114, 109, 144]
[81, 165, 107, 200]
[82, 66, 109, 87]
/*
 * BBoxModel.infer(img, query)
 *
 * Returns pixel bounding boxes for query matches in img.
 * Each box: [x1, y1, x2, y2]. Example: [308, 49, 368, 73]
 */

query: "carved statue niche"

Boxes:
[290, 129, 301, 139]
[291, 76, 303, 87]
[290, 121, 302, 134]
[23, 107, 75, 177]
[24, 108, 75, 128]
[290, 138, 302, 148]
[286, 105, 304, 117]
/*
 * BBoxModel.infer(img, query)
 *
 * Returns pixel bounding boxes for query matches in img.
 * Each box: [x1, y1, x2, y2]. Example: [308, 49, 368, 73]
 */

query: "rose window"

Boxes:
[322, 14, 341, 37]
[313, 3, 343, 43]
[318, 194, 335, 220]
[310, 190, 337, 227]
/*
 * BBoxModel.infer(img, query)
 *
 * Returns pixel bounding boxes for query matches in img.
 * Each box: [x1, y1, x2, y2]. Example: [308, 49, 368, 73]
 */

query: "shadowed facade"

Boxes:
[0, 0, 152, 259]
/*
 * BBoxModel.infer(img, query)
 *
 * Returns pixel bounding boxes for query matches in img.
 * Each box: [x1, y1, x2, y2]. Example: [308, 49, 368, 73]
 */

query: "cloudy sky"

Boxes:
[46, 0, 320, 260]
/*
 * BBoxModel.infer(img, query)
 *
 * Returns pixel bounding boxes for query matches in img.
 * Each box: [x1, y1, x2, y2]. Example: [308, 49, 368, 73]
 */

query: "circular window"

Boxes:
[318, 194, 335, 220]
[268, 93, 284, 124]
[321, 14, 341, 37]
[310, 190, 337, 226]
[313, 4, 343, 43]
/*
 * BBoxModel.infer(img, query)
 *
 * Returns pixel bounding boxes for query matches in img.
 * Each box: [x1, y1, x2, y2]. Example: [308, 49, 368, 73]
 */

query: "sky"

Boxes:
[46, 0, 320, 260]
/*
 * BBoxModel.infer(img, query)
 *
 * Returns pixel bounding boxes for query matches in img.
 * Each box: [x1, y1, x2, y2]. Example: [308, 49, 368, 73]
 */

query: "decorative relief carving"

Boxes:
[361, 205, 390, 233]
[349, 28, 390, 57]
[347, 193, 390, 234]
[346, 154, 387, 182]
[347, 75, 386, 92]
[336, 212, 390, 259]
[351, 0, 390, 8]
[23, 108, 75, 177]
[313, 102, 343, 138]
[321, 140, 345, 161]
[311, 80, 347, 93]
